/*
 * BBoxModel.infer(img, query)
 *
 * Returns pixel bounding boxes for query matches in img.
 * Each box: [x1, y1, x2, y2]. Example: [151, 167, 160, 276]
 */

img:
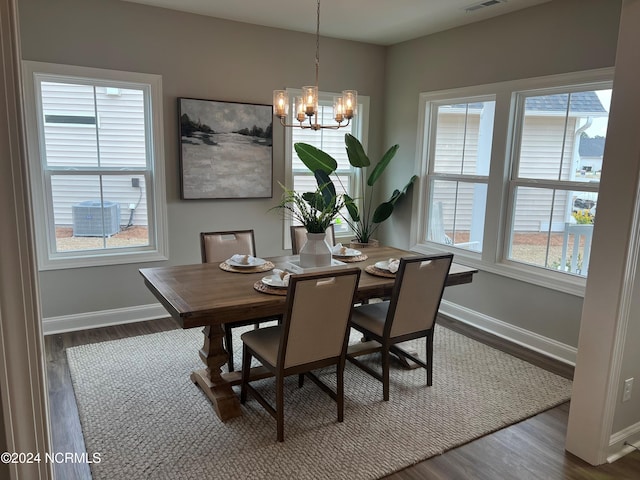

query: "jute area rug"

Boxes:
[66, 324, 572, 479]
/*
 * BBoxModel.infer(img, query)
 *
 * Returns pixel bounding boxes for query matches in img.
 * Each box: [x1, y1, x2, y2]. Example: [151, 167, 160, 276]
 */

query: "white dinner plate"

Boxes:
[332, 248, 362, 257]
[374, 260, 391, 271]
[261, 275, 288, 288]
[227, 257, 267, 268]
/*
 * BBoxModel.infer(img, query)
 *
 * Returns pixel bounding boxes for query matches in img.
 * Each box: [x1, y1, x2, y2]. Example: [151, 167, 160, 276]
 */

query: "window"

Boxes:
[283, 89, 369, 246]
[414, 69, 613, 295]
[507, 88, 609, 276]
[23, 62, 168, 270]
[424, 98, 494, 253]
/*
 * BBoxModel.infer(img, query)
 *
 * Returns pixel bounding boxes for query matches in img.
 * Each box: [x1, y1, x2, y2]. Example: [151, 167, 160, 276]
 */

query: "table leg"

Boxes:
[190, 324, 242, 421]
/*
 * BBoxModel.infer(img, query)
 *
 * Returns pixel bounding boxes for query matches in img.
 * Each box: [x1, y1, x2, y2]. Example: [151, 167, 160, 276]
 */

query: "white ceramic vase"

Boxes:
[299, 232, 332, 268]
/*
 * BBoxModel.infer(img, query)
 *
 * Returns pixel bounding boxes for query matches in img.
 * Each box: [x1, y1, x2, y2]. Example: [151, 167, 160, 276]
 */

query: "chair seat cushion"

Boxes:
[350, 302, 389, 337]
[241, 325, 281, 367]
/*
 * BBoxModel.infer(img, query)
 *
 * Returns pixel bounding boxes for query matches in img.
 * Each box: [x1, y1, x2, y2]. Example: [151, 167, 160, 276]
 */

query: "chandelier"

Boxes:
[273, 0, 357, 131]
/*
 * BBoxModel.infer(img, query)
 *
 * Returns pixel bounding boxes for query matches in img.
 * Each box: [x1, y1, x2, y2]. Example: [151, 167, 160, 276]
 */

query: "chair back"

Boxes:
[386, 254, 453, 338]
[200, 230, 256, 263]
[290, 225, 335, 254]
[279, 268, 360, 369]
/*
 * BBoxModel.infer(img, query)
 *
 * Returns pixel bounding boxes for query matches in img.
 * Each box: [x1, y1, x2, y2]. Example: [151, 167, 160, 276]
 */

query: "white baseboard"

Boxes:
[439, 299, 577, 366]
[43, 299, 578, 369]
[42, 303, 168, 335]
[607, 421, 640, 463]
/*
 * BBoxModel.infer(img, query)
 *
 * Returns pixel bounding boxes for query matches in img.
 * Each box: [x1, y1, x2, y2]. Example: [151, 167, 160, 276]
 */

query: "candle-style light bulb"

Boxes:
[342, 90, 357, 119]
[333, 96, 344, 123]
[295, 96, 306, 122]
[302, 86, 318, 117]
[273, 90, 288, 118]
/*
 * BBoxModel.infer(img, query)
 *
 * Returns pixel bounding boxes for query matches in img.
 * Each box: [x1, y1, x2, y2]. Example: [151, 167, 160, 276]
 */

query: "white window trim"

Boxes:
[411, 68, 614, 297]
[22, 61, 169, 270]
[282, 88, 370, 249]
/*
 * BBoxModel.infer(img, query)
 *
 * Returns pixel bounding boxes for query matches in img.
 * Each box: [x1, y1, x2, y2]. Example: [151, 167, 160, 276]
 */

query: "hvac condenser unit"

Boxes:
[72, 200, 121, 237]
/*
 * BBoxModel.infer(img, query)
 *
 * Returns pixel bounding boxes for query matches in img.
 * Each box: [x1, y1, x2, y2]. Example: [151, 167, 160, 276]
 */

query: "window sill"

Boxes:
[411, 241, 586, 297]
[38, 248, 168, 271]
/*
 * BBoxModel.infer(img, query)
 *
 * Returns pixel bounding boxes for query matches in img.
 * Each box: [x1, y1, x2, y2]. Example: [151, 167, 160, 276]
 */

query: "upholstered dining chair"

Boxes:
[201, 229, 256, 264]
[347, 253, 453, 401]
[200, 229, 270, 372]
[290, 225, 336, 254]
[240, 267, 361, 442]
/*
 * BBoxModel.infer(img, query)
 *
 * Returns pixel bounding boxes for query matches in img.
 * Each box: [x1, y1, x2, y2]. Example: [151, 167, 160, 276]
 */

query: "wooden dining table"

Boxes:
[140, 245, 477, 422]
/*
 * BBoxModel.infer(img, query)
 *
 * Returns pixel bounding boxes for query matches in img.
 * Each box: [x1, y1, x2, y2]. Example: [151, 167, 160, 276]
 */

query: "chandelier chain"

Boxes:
[272, 0, 356, 130]
[315, 0, 320, 88]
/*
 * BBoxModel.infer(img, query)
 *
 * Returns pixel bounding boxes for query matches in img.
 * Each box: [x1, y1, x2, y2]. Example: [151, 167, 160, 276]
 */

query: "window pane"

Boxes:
[96, 87, 147, 168]
[41, 83, 148, 170]
[51, 174, 149, 252]
[508, 186, 594, 276]
[41, 82, 99, 168]
[517, 90, 609, 182]
[433, 100, 494, 176]
[427, 179, 486, 252]
[292, 105, 353, 172]
[290, 99, 358, 238]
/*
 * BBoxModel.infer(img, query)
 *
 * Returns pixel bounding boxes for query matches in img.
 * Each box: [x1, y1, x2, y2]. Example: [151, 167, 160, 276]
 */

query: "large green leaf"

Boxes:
[314, 169, 336, 208]
[345, 133, 370, 168]
[367, 144, 399, 186]
[302, 191, 324, 210]
[294, 143, 337, 174]
[389, 175, 417, 205]
[388, 189, 402, 205]
[372, 201, 394, 224]
[343, 194, 360, 222]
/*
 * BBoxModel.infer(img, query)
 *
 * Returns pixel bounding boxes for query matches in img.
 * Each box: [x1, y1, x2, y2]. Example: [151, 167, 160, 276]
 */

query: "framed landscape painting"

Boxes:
[178, 98, 273, 199]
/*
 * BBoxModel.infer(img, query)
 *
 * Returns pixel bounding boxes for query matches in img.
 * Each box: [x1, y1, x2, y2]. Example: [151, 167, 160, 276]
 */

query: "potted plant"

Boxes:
[273, 173, 343, 267]
[294, 133, 417, 247]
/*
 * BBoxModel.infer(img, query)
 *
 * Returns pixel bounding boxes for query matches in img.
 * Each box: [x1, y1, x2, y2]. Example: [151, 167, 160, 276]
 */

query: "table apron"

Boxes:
[180, 302, 286, 329]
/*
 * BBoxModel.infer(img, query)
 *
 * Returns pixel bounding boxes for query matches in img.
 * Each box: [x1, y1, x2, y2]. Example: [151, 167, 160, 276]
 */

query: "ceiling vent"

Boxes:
[465, 0, 507, 13]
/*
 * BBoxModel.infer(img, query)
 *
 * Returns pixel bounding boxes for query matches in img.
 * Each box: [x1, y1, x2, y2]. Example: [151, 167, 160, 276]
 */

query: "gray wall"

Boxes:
[381, 0, 622, 347]
[18, 0, 386, 318]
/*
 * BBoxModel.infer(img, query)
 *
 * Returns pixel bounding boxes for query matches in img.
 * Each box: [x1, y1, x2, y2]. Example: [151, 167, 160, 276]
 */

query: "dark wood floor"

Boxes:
[45, 317, 640, 480]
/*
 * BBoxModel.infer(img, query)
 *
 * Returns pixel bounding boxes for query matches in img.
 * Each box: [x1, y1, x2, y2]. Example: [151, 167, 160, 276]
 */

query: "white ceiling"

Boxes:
[121, 0, 552, 46]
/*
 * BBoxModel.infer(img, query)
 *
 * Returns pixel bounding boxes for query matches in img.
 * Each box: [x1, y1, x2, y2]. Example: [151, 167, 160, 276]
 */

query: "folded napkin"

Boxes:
[230, 253, 255, 265]
[271, 269, 291, 286]
[331, 243, 349, 255]
[388, 258, 400, 273]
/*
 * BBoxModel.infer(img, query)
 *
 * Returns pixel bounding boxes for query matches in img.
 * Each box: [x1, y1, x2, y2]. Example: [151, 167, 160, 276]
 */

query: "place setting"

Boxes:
[330, 243, 368, 263]
[365, 258, 400, 278]
[253, 268, 291, 296]
[219, 254, 275, 273]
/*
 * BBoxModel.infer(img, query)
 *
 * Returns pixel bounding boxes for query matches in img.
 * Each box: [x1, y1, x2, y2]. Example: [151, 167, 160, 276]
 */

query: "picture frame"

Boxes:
[178, 98, 273, 199]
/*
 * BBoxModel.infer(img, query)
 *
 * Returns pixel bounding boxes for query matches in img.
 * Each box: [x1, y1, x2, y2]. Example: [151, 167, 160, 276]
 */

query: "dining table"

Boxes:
[139, 245, 477, 422]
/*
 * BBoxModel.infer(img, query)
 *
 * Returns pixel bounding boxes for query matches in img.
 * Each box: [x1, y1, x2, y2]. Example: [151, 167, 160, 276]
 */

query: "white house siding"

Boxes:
[514, 116, 576, 232]
[433, 113, 576, 233]
[41, 82, 149, 228]
[433, 113, 480, 176]
[432, 113, 482, 234]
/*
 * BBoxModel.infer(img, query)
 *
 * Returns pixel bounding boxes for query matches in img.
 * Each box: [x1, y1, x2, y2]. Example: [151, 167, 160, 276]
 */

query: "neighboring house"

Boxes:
[41, 82, 149, 231]
[578, 135, 606, 173]
[433, 92, 607, 234]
